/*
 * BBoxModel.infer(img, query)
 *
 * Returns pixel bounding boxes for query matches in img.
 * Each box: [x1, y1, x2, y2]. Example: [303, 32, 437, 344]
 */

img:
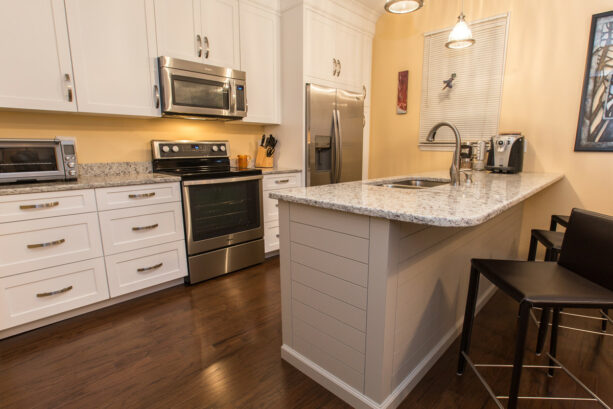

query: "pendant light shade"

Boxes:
[384, 0, 423, 14]
[445, 4, 475, 50]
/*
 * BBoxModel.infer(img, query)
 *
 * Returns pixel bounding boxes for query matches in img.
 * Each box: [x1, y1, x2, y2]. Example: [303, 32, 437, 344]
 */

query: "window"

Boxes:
[419, 14, 509, 148]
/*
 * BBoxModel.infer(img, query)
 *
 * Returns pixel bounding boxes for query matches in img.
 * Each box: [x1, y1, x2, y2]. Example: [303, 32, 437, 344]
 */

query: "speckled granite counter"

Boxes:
[258, 167, 301, 175]
[269, 170, 563, 227]
[0, 162, 180, 196]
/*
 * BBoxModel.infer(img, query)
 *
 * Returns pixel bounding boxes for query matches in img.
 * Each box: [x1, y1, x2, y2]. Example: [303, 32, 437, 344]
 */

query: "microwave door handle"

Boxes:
[229, 82, 236, 114]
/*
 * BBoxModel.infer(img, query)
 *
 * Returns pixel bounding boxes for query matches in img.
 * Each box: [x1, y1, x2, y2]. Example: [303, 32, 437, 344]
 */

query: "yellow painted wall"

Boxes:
[0, 110, 263, 163]
[370, 0, 613, 253]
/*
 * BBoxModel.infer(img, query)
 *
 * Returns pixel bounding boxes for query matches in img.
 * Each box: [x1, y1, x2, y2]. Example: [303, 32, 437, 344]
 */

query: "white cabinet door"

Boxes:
[335, 24, 363, 88]
[200, 0, 240, 69]
[64, 0, 160, 117]
[239, 2, 280, 124]
[0, 0, 76, 112]
[304, 10, 336, 83]
[153, 0, 202, 62]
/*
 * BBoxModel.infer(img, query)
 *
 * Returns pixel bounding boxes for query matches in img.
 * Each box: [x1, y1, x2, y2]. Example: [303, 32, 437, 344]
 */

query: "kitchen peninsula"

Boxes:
[270, 171, 563, 409]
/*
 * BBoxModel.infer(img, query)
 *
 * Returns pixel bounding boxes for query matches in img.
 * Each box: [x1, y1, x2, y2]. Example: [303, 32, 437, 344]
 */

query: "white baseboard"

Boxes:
[282, 285, 498, 409]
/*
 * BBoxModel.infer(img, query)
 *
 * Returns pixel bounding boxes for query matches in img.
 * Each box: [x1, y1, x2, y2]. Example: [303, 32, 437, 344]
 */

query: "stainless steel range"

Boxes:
[152, 140, 264, 284]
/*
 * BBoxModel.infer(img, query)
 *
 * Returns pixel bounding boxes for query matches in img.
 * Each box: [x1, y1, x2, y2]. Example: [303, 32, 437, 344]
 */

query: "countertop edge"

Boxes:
[0, 175, 182, 196]
[270, 173, 564, 227]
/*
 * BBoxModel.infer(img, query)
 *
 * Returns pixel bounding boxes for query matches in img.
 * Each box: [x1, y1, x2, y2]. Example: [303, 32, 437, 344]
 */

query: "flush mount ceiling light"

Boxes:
[384, 0, 424, 14]
[445, 0, 475, 49]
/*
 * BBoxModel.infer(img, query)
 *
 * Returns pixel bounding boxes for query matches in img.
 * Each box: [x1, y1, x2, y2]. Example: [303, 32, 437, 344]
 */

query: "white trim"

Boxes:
[281, 285, 498, 409]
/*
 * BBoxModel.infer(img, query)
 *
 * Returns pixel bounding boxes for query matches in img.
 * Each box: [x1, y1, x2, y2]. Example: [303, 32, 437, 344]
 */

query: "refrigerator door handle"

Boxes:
[333, 109, 342, 183]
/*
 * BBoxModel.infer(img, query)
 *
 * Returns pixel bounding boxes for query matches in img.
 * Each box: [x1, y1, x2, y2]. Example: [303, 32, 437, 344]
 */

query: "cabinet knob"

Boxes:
[337, 59, 341, 77]
[196, 34, 203, 57]
[332, 58, 338, 76]
[203, 36, 210, 59]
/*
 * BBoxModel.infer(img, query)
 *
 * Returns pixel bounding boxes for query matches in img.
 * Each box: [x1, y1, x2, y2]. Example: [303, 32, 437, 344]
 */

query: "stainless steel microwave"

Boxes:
[158, 56, 247, 120]
[0, 138, 78, 184]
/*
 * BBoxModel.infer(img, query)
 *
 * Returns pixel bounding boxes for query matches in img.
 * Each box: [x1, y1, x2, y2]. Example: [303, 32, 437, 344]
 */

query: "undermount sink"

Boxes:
[374, 179, 449, 189]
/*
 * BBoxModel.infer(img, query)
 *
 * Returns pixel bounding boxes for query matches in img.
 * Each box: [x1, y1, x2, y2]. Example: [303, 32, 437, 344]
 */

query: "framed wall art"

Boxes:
[397, 70, 408, 114]
[575, 10, 613, 151]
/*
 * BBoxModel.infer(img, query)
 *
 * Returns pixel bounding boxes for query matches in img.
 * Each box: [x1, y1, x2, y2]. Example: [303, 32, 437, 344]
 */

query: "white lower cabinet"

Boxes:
[0, 213, 103, 278]
[0, 182, 187, 335]
[0, 258, 108, 330]
[263, 172, 300, 253]
[98, 202, 185, 255]
[105, 241, 187, 297]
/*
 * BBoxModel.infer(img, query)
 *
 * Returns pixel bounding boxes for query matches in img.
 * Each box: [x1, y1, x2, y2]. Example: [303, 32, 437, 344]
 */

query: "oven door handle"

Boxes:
[183, 175, 263, 186]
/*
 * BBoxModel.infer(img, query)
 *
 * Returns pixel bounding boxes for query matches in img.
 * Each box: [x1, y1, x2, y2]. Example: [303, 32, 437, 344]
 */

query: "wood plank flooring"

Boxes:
[1, 256, 611, 408]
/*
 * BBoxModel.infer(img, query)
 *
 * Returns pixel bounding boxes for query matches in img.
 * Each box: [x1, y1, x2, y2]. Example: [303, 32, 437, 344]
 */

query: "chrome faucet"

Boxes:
[426, 122, 462, 186]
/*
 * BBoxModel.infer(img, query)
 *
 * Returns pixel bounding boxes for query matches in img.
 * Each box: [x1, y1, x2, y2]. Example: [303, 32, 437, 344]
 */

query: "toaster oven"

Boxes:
[0, 138, 78, 184]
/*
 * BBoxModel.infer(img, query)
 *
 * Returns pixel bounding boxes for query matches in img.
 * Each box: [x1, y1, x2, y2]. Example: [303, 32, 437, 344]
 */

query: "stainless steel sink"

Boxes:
[374, 179, 449, 189]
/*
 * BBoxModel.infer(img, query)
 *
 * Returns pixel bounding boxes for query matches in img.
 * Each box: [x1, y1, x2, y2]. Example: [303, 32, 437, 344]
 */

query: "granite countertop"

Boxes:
[0, 173, 181, 196]
[258, 167, 302, 175]
[269, 171, 563, 227]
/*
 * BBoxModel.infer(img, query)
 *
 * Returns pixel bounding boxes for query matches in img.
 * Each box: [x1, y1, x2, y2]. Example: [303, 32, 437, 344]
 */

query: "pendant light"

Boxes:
[384, 0, 424, 14]
[445, 0, 475, 49]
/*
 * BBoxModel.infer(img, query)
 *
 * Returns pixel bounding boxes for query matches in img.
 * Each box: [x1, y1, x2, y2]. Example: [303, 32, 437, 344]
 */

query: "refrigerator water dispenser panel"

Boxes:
[314, 135, 332, 171]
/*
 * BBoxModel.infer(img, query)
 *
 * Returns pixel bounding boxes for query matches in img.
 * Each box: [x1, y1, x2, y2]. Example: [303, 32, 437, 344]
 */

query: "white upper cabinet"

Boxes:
[0, 0, 76, 112]
[65, 0, 160, 116]
[64, 0, 160, 117]
[201, 0, 241, 69]
[153, 0, 201, 62]
[304, 10, 363, 90]
[239, 1, 281, 124]
[154, 0, 240, 69]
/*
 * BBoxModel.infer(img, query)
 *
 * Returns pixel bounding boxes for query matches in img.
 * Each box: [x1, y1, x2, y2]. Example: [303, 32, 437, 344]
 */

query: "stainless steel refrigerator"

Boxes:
[306, 83, 365, 186]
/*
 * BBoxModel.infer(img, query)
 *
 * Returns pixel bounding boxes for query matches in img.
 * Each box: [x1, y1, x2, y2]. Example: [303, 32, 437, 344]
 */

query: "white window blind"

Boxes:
[419, 14, 509, 147]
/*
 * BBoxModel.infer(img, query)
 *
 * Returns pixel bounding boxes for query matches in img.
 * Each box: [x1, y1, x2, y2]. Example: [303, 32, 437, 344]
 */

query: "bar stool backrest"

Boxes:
[557, 208, 613, 291]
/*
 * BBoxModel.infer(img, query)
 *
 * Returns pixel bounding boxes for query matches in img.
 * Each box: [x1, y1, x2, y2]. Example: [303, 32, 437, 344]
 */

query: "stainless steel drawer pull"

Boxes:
[275, 179, 290, 184]
[132, 223, 159, 232]
[20, 201, 60, 210]
[36, 285, 73, 298]
[137, 262, 163, 273]
[27, 238, 66, 249]
[128, 192, 156, 199]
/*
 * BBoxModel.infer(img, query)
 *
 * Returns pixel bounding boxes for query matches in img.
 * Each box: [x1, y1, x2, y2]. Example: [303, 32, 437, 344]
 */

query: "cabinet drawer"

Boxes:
[0, 258, 109, 330]
[0, 189, 97, 224]
[98, 202, 184, 255]
[0, 213, 103, 278]
[264, 223, 280, 253]
[95, 183, 181, 211]
[263, 173, 300, 191]
[264, 194, 280, 223]
[105, 241, 187, 297]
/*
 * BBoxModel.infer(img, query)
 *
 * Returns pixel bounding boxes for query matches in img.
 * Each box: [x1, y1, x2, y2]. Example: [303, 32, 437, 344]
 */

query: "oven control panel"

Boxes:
[151, 140, 229, 159]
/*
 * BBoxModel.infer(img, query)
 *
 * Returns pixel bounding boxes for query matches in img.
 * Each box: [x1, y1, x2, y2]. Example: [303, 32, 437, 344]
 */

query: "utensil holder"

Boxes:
[255, 146, 274, 168]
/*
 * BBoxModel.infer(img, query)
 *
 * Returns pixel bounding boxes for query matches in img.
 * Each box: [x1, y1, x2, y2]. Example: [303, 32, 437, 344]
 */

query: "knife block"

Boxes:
[255, 146, 274, 168]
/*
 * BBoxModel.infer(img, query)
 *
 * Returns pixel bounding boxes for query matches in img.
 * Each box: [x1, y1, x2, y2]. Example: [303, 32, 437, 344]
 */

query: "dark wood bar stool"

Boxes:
[458, 209, 613, 409]
[527, 229, 564, 262]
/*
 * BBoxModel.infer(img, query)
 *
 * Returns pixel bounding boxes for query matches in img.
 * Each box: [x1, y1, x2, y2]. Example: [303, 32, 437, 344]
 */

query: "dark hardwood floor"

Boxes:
[1, 257, 611, 409]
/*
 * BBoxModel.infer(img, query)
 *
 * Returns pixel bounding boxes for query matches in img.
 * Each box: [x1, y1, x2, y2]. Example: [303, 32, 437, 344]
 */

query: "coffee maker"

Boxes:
[486, 133, 525, 174]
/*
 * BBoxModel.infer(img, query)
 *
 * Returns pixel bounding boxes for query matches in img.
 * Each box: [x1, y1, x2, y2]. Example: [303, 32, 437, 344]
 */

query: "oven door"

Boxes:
[160, 66, 244, 118]
[183, 175, 263, 255]
[0, 140, 65, 183]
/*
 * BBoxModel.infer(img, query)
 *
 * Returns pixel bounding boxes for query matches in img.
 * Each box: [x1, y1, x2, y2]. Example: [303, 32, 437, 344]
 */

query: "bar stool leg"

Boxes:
[527, 235, 538, 261]
[536, 307, 550, 355]
[603, 309, 609, 332]
[457, 266, 481, 375]
[508, 302, 531, 409]
[548, 308, 561, 377]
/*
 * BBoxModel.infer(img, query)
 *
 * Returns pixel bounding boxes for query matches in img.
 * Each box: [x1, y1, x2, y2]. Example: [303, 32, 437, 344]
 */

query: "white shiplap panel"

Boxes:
[419, 14, 509, 145]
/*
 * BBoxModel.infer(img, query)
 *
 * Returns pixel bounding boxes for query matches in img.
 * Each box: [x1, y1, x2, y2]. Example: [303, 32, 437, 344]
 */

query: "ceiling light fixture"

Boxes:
[384, 0, 424, 14]
[445, 0, 475, 49]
